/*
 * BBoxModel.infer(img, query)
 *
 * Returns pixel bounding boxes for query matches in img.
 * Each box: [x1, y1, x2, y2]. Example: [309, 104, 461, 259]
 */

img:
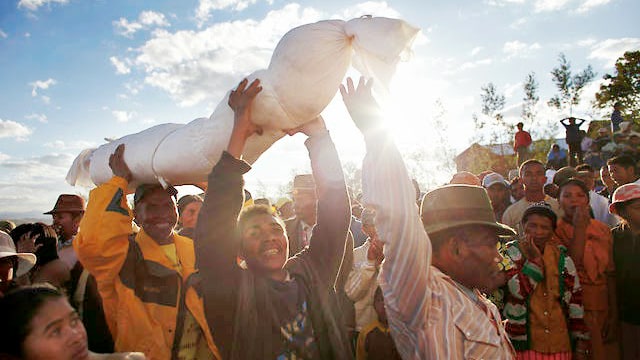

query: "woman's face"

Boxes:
[22, 297, 89, 360]
[559, 183, 589, 219]
[179, 201, 202, 229]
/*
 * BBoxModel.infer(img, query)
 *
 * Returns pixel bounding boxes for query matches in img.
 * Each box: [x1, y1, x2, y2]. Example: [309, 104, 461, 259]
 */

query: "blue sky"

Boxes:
[1, 0, 639, 218]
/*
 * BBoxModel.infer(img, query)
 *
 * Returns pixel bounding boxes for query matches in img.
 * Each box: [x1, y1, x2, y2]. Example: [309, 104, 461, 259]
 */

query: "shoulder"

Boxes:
[588, 219, 612, 235]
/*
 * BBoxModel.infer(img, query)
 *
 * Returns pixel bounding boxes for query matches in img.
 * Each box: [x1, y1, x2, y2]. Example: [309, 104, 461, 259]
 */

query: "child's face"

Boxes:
[374, 290, 387, 323]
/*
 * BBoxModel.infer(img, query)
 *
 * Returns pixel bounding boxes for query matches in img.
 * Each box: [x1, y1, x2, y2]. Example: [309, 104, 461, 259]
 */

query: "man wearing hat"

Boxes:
[0, 230, 36, 297]
[44, 194, 85, 251]
[74, 144, 220, 359]
[344, 77, 515, 359]
[285, 174, 318, 257]
[609, 183, 640, 359]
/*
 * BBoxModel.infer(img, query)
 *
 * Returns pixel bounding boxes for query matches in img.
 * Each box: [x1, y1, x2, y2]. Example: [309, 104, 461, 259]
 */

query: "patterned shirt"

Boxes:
[361, 131, 515, 360]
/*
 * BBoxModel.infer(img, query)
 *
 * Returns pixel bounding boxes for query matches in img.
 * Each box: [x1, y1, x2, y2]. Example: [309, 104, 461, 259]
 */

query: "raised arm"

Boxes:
[342, 77, 430, 330]
[74, 144, 135, 326]
[195, 79, 261, 340]
[285, 116, 350, 285]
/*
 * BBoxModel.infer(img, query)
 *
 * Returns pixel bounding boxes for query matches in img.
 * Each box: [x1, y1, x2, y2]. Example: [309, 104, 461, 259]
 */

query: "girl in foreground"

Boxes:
[0, 284, 144, 360]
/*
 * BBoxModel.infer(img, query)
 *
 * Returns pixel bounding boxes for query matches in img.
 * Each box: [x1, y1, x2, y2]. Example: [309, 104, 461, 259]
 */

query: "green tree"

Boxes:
[593, 50, 640, 122]
[548, 53, 596, 115]
[522, 72, 539, 124]
[480, 82, 509, 154]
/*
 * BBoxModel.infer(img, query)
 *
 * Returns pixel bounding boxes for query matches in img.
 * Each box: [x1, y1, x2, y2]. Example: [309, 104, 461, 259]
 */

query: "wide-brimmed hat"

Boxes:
[44, 194, 85, 215]
[610, 183, 640, 215]
[420, 184, 515, 236]
[0, 230, 36, 277]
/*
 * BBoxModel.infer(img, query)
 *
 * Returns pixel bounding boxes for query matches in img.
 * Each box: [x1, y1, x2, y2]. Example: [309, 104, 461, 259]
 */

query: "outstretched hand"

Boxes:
[109, 144, 133, 182]
[228, 78, 263, 139]
[16, 231, 42, 254]
[227, 78, 263, 158]
[339, 77, 382, 134]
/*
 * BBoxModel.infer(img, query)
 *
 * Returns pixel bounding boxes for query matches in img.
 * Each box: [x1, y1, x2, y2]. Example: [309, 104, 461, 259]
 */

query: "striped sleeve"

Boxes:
[361, 130, 430, 355]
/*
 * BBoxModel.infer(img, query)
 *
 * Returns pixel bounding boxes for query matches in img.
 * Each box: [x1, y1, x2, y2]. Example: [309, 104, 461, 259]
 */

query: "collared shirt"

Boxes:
[361, 131, 515, 360]
[345, 240, 379, 331]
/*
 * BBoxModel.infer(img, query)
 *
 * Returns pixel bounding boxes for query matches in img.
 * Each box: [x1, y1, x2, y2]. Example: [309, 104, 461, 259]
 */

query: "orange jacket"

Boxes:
[75, 176, 220, 360]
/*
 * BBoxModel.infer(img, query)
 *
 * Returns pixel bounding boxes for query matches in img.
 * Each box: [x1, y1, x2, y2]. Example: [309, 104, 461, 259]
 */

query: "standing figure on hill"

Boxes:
[514, 122, 533, 166]
[611, 102, 625, 133]
[560, 117, 586, 167]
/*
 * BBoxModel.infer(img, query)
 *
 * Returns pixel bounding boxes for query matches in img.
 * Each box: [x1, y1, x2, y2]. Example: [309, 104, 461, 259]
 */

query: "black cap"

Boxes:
[134, 184, 178, 207]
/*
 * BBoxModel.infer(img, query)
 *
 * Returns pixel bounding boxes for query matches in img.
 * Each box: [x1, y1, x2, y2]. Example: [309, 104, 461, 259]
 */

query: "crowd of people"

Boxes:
[0, 77, 637, 360]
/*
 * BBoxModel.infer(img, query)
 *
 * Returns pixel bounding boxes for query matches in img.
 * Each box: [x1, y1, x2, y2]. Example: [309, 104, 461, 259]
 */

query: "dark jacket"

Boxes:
[196, 132, 353, 359]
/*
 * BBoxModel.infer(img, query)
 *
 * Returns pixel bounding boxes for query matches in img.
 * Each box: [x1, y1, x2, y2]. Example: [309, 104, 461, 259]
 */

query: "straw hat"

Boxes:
[0, 230, 36, 277]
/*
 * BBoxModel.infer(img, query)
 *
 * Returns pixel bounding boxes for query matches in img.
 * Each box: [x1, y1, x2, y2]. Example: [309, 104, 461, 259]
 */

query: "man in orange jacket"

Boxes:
[74, 144, 220, 360]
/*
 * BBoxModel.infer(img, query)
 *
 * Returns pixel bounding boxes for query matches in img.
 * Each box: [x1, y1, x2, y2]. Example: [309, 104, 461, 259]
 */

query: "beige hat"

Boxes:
[0, 230, 36, 277]
[420, 184, 515, 236]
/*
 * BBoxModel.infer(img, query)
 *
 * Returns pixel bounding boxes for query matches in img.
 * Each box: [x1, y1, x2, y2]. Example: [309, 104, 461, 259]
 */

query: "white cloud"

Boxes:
[534, 0, 612, 13]
[41, 95, 51, 104]
[25, 113, 48, 123]
[454, 58, 493, 73]
[112, 110, 135, 123]
[113, 18, 143, 38]
[110, 56, 131, 74]
[503, 40, 541, 59]
[29, 78, 56, 96]
[471, 46, 483, 56]
[114, 10, 170, 38]
[0, 153, 9, 162]
[17, 0, 68, 11]
[134, 3, 322, 106]
[577, 38, 597, 47]
[0, 119, 32, 140]
[534, 0, 572, 12]
[575, 0, 611, 13]
[586, 38, 640, 67]
[139, 10, 170, 27]
[485, 0, 526, 6]
[0, 30, 7, 39]
[195, 0, 259, 27]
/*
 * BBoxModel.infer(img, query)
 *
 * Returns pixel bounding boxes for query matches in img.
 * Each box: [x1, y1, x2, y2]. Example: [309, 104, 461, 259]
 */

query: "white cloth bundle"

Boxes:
[66, 16, 419, 189]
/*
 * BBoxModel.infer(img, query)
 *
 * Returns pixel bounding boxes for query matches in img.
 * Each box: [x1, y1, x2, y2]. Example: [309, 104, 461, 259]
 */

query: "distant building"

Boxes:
[455, 139, 568, 176]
